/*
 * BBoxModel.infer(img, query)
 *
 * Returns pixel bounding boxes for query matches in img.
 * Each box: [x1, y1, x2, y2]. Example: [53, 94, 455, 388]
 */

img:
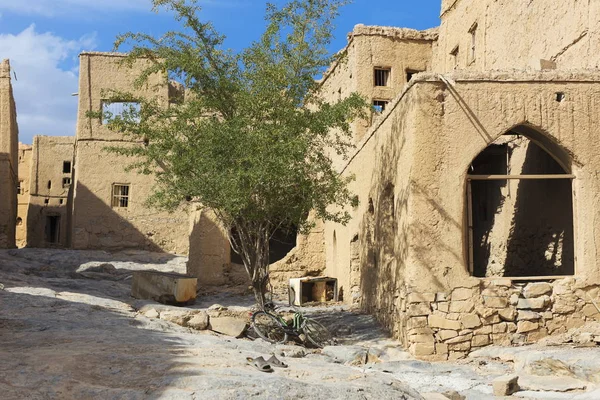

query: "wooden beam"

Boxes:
[468, 174, 575, 180]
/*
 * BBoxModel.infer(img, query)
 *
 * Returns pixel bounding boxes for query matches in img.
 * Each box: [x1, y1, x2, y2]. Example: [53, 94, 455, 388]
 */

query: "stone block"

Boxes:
[492, 375, 519, 396]
[491, 333, 512, 346]
[527, 327, 548, 342]
[474, 325, 492, 335]
[407, 292, 436, 304]
[472, 334, 491, 347]
[445, 333, 472, 344]
[483, 296, 508, 308]
[410, 342, 435, 356]
[461, 313, 482, 329]
[452, 288, 475, 301]
[506, 322, 517, 333]
[436, 292, 449, 302]
[435, 343, 449, 355]
[565, 315, 585, 330]
[408, 327, 434, 336]
[437, 329, 458, 341]
[582, 304, 600, 318]
[490, 278, 512, 287]
[523, 282, 552, 298]
[517, 310, 541, 321]
[409, 334, 435, 344]
[517, 296, 549, 310]
[131, 271, 197, 305]
[437, 302, 450, 313]
[483, 314, 501, 325]
[422, 393, 451, 400]
[492, 322, 507, 333]
[187, 312, 209, 330]
[553, 299, 576, 314]
[408, 302, 431, 316]
[408, 316, 429, 329]
[160, 309, 200, 326]
[428, 315, 462, 330]
[498, 308, 516, 321]
[517, 320, 539, 333]
[209, 316, 248, 337]
[509, 293, 520, 305]
[449, 300, 474, 313]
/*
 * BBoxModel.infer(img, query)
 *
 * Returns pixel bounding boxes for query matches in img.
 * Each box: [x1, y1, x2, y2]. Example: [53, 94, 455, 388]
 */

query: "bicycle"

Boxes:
[250, 302, 333, 348]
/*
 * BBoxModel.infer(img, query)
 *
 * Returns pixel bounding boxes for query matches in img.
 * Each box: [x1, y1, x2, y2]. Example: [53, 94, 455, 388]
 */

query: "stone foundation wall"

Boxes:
[401, 278, 600, 360]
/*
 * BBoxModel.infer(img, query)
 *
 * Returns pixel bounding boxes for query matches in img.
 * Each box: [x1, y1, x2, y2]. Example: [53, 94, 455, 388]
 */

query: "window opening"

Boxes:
[62, 177, 71, 188]
[45, 215, 60, 244]
[59, 199, 64, 205]
[373, 100, 389, 113]
[450, 46, 459, 69]
[17, 180, 23, 195]
[112, 184, 130, 208]
[469, 23, 478, 63]
[63, 161, 71, 174]
[467, 132, 574, 278]
[101, 101, 141, 125]
[374, 68, 391, 87]
[47, 180, 52, 190]
[44, 199, 49, 205]
[406, 69, 422, 83]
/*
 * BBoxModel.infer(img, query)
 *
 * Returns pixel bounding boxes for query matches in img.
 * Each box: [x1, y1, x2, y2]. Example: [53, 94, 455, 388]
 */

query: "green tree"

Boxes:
[101, 0, 367, 308]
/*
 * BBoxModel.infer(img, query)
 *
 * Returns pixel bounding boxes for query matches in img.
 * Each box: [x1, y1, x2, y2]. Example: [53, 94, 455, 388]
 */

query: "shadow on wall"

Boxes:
[504, 142, 574, 276]
[26, 203, 69, 249]
[72, 184, 169, 253]
[0, 153, 17, 249]
[357, 112, 411, 338]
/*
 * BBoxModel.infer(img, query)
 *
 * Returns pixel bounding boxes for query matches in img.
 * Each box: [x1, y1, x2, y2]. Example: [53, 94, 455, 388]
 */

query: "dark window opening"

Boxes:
[450, 46, 459, 69]
[112, 184, 130, 208]
[373, 100, 389, 113]
[374, 68, 391, 87]
[406, 69, 422, 83]
[230, 224, 298, 265]
[44, 198, 49, 205]
[45, 215, 60, 244]
[556, 92, 566, 102]
[468, 132, 574, 278]
[17, 181, 23, 195]
[47, 180, 52, 190]
[16, 217, 22, 226]
[63, 161, 71, 174]
[59, 199, 64, 205]
[62, 177, 71, 188]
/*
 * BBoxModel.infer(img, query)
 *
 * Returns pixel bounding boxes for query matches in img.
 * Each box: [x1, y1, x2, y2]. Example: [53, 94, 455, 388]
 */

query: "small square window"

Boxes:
[59, 199, 64, 205]
[102, 102, 141, 125]
[373, 100, 389, 113]
[63, 161, 71, 174]
[62, 178, 71, 188]
[406, 69, 422, 83]
[112, 184, 130, 208]
[44, 198, 49, 205]
[374, 68, 391, 87]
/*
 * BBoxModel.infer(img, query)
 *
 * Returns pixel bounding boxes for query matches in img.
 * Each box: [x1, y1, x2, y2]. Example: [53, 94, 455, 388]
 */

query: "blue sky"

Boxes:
[0, 0, 440, 144]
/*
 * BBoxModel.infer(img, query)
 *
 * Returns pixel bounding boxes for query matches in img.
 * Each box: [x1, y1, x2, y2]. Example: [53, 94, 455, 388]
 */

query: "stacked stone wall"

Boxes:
[401, 278, 600, 360]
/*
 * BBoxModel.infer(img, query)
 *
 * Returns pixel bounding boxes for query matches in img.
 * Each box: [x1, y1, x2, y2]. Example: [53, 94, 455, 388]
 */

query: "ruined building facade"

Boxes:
[0, 59, 18, 249]
[16, 143, 32, 247]
[71, 52, 190, 254]
[285, 0, 600, 359]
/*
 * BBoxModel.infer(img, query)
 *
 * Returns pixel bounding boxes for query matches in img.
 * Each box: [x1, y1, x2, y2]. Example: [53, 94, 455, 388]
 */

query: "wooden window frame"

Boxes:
[466, 173, 576, 279]
[111, 183, 131, 208]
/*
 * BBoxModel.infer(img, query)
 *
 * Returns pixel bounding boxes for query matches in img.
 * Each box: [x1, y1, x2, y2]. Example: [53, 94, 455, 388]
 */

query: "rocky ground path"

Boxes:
[0, 249, 599, 399]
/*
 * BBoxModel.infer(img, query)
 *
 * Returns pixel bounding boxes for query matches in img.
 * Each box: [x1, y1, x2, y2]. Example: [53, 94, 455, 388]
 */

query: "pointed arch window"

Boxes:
[467, 128, 575, 279]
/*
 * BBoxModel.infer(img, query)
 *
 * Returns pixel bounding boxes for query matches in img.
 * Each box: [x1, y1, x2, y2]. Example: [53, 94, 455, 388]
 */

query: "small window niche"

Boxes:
[450, 45, 460, 69]
[63, 161, 72, 174]
[62, 177, 71, 188]
[405, 69, 422, 83]
[101, 101, 141, 125]
[373, 100, 389, 113]
[374, 67, 391, 87]
[112, 183, 130, 208]
[468, 22, 478, 64]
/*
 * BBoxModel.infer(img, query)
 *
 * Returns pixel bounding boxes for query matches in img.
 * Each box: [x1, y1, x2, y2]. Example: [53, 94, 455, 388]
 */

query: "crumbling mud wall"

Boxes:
[26, 136, 74, 248]
[435, 0, 600, 72]
[324, 73, 600, 358]
[16, 143, 31, 247]
[71, 52, 189, 254]
[0, 59, 18, 249]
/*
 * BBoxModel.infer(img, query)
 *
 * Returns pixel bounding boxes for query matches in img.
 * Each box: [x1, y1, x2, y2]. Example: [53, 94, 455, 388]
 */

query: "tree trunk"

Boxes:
[229, 221, 271, 309]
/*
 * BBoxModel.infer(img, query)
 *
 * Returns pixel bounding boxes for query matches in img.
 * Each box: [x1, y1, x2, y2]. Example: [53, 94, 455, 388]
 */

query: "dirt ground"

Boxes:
[1, 249, 599, 399]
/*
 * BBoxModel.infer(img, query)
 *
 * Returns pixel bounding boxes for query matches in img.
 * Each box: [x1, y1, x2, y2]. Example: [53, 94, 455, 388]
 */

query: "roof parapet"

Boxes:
[350, 24, 439, 41]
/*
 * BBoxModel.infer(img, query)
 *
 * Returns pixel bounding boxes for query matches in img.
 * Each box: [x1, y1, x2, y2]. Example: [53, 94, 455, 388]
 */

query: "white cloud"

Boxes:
[0, 25, 97, 143]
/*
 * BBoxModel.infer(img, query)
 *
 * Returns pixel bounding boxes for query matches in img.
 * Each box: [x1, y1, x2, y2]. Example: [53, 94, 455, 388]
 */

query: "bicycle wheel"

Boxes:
[302, 318, 332, 348]
[251, 311, 288, 344]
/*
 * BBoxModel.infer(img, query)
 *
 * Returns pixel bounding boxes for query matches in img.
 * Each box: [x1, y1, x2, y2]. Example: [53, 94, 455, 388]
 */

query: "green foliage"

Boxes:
[100, 0, 368, 305]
